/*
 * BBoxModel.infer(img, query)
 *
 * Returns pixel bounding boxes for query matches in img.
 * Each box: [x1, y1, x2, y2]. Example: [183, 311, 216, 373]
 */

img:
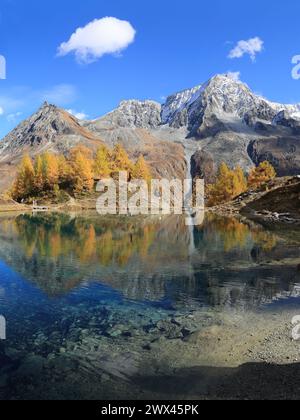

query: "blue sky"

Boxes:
[0, 0, 300, 138]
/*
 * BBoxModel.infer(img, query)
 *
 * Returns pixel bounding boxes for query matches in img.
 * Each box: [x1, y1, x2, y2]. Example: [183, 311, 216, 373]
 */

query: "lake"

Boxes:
[0, 212, 299, 399]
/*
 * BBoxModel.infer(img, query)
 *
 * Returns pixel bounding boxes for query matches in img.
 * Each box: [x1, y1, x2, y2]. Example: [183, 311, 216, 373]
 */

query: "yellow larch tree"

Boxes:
[248, 161, 277, 190]
[69, 146, 94, 193]
[57, 155, 72, 186]
[12, 155, 35, 201]
[94, 145, 112, 179]
[207, 163, 248, 207]
[41, 152, 59, 190]
[235, 166, 248, 195]
[132, 155, 152, 182]
[111, 144, 133, 177]
[34, 155, 44, 194]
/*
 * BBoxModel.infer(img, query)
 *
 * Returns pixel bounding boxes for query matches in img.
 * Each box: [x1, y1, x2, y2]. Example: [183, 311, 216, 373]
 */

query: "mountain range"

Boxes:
[0, 74, 299, 191]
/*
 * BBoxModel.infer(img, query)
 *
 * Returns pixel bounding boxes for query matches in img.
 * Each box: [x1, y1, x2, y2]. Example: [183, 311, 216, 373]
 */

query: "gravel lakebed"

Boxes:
[1, 300, 300, 400]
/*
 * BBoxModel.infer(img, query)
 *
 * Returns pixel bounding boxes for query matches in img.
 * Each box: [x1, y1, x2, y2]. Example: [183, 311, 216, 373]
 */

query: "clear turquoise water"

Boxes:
[0, 212, 299, 399]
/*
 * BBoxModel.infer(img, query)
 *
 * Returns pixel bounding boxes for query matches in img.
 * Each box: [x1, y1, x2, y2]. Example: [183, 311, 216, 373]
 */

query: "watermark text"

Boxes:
[0, 315, 6, 340]
[292, 55, 300, 80]
[0, 55, 6, 80]
[292, 316, 300, 341]
[96, 172, 205, 226]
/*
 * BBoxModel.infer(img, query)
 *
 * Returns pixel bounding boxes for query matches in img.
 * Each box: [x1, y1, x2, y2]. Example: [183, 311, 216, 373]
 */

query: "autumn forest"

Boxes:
[10, 142, 277, 209]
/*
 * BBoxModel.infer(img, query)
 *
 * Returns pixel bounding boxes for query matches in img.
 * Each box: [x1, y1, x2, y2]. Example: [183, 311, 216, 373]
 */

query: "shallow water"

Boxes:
[0, 212, 299, 399]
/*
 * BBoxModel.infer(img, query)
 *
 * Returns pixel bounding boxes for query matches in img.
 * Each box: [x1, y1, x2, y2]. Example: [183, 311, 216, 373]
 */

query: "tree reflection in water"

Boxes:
[0, 213, 298, 308]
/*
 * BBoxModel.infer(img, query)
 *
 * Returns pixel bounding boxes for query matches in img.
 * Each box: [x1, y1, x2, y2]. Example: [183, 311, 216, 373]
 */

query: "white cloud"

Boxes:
[226, 71, 241, 81]
[7, 112, 23, 124]
[0, 84, 77, 129]
[67, 109, 88, 120]
[0, 93, 24, 115]
[0, 93, 24, 126]
[0, 85, 77, 116]
[41, 84, 77, 105]
[58, 17, 136, 64]
[228, 37, 264, 61]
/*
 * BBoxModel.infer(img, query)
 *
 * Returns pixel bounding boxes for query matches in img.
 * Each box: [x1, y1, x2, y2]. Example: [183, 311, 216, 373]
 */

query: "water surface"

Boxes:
[0, 212, 299, 399]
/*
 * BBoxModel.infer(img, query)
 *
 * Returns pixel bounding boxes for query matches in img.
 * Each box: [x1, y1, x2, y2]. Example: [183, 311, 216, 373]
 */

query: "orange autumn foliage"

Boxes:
[207, 163, 248, 207]
[207, 161, 277, 207]
[248, 161, 276, 190]
[11, 144, 152, 202]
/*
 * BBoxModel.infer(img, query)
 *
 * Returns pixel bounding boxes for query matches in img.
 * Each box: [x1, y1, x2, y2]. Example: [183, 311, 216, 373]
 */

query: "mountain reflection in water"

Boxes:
[0, 212, 299, 309]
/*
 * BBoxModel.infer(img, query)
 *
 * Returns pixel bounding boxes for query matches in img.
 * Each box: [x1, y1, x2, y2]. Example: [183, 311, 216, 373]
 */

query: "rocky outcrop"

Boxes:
[161, 85, 202, 126]
[241, 177, 300, 223]
[248, 134, 300, 177]
[273, 110, 300, 129]
[191, 150, 216, 183]
[210, 176, 300, 227]
[89, 100, 162, 129]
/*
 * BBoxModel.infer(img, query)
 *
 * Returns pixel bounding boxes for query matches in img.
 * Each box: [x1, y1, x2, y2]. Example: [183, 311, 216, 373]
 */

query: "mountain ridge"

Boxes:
[0, 74, 299, 191]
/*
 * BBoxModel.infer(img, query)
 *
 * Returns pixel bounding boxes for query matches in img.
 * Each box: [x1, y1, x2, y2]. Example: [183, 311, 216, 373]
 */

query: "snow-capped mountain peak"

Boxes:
[161, 74, 300, 134]
[161, 85, 202, 124]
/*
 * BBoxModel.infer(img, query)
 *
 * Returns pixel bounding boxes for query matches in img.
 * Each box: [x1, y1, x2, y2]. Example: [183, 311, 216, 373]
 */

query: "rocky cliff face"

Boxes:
[84, 100, 186, 181]
[163, 75, 300, 134]
[0, 74, 299, 192]
[161, 85, 202, 126]
[90, 100, 162, 130]
[0, 102, 103, 163]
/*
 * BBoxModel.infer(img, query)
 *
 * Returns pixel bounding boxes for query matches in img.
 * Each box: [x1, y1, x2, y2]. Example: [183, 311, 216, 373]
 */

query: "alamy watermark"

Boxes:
[292, 55, 300, 80]
[96, 172, 205, 226]
[0, 55, 6, 80]
[292, 316, 300, 341]
[0, 315, 6, 340]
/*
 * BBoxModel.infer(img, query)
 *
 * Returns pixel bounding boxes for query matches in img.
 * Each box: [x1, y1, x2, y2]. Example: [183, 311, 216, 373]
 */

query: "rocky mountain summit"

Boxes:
[161, 85, 202, 126]
[0, 102, 102, 163]
[161, 75, 300, 178]
[0, 102, 106, 190]
[91, 100, 162, 129]
[86, 74, 300, 179]
[162, 75, 300, 133]
[0, 74, 299, 191]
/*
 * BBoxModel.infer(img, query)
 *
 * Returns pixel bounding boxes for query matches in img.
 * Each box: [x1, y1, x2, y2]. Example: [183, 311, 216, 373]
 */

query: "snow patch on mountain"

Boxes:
[160, 75, 300, 134]
[161, 85, 202, 124]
